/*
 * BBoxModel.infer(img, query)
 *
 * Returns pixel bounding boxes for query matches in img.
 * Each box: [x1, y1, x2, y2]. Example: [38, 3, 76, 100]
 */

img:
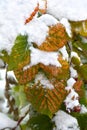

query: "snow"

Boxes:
[0, 69, 8, 113]
[64, 89, 80, 112]
[23, 46, 61, 70]
[47, 0, 87, 21]
[24, 18, 49, 46]
[71, 52, 81, 61]
[0, 0, 60, 53]
[70, 67, 78, 78]
[80, 105, 87, 113]
[52, 110, 80, 130]
[38, 14, 58, 26]
[0, 0, 38, 53]
[66, 78, 76, 89]
[7, 71, 18, 83]
[0, 112, 17, 129]
[60, 18, 72, 37]
[35, 72, 54, 89]
[59, 46, 69, 61]
[64, 78, 80, 112]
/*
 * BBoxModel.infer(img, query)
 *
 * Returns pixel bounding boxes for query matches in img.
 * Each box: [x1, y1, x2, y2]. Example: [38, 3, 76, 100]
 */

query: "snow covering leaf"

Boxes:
[70, 21, 87, 37]
[35, 23, 68, 51]
[25, 79, 67, 117]
[40, 55, 69, 80]
[26, 114, 53, 130]
[14, 65, 39, 84]
[8, 35, 30, 70]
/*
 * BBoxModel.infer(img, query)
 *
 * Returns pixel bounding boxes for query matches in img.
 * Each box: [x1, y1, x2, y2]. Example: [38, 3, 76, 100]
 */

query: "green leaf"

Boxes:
[0, 50, 9, 64]
[71, 56, 80, 66]
[72, 113, 87, 130]
[27, 114, 53, 130]
[25, 78, 67, 117]
[12, 85, 28, 108]
[70, 21, 87, 37]
[8, 34, 30, 70]
[75, 64, 87, 82]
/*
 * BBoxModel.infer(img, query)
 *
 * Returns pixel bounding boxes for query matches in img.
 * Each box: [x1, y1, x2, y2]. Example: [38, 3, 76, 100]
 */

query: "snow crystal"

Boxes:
[35, 73, 54, 89]
[52, 110, 80, 130]
[47, 0, 87, 21]
[60, 18, 72, 37]
[0, 112, 17, 129]
[23, 46, 61, 70]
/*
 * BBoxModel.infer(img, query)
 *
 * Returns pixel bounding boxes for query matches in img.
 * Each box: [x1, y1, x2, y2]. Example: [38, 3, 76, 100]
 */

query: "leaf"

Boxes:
[70, 21, 87, 37]
[8, 34, 30, 70]
[72, 113, 87, 130]
[71, 56, 81, 66]
[12, 85, 28, 108]
[27, 114, 53, 130]
[0, 50, 9, 64]
[14, 65, 39, 84]
[24, 78, 67, 117]
[40, 55, 69, 80]
[34, 23, 68, 51]
[75, 64, 87, 82]
[73, 80, 87, 105]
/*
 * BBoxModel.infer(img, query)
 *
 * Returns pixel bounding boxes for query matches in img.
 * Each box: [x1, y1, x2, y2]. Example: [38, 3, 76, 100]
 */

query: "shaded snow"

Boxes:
[52, 110, 80, 130]
[47, 0, 87, 21]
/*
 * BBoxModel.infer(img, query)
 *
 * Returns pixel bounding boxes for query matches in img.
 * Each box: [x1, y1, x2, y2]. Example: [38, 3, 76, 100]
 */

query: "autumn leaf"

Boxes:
[14, 65, 39, 84]
[25, 78, 67, 117]
[40, 55, 69, 80]
[34, 23, 68, 51]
